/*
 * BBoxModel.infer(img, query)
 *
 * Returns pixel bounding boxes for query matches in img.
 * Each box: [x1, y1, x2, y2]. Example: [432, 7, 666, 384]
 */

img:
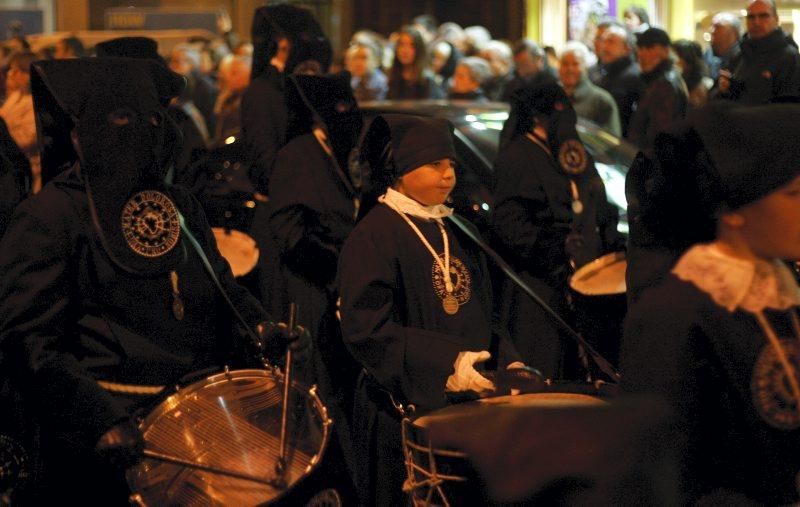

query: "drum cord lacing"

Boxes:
[401, 416, 469, 507]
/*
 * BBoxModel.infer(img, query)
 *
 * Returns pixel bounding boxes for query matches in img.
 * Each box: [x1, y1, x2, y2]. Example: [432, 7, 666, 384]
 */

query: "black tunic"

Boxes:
[622, 275, 800, 505]
[0, 168, 267, 500]
[338, 203, 519, 506]
[241, 68, 287, 193]
[491, 135, 624, 378]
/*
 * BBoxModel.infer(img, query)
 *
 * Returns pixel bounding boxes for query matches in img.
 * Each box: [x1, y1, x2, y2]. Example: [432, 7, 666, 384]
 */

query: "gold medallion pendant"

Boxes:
[121, 190, 181, 258]
[433, 254, 472, 316]
[442, 294, 460, 315]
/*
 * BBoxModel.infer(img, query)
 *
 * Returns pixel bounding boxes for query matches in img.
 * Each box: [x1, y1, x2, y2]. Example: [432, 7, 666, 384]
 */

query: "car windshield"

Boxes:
[457, 111, 632, 232]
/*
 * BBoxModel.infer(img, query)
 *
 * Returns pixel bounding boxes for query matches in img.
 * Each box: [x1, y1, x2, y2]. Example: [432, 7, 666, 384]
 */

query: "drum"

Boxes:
[126, 369, 331, 506]
[403, 392, 606, 506]
[212, 227, 260, 277]
[569, 252, 627, 371]
[569, 251, 626, 296]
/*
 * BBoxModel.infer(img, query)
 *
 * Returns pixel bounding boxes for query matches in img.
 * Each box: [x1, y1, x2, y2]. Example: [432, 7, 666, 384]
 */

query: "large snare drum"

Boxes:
[212, 227, 260, 277]
[403, 392, 606, 506]
[127, 369, 331, 506]
[569, 251, 626, 296]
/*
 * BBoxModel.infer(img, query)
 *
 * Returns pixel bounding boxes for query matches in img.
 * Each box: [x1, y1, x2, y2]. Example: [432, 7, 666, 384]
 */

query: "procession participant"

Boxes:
[0, 58, 288, 503]
[338, 114, 523, 506]
[622, 103, 800, 504]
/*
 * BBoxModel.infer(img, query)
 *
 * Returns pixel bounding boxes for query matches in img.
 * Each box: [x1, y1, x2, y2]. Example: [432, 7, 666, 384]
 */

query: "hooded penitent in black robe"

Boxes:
[0, 58, 271, 503]
[338, 204, 520, 507]
[492, 80, 624, 380]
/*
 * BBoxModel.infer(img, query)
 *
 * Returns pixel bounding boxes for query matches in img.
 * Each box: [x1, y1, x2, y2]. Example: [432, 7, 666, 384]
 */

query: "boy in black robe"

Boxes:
[0, 58, 289, 503]
[622, 104, 800, 504]
[338, 115, 523, 506]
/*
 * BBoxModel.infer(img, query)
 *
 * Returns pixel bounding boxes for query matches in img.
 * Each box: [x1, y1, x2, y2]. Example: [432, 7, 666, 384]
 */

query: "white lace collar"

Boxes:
[379, 187, 453, 221]
[672, 242, 800, 313]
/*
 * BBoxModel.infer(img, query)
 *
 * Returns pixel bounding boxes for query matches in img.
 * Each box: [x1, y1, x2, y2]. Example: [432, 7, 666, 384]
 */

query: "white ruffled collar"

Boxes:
[379, 188, 453, 221]
[672, 242, 800, 313]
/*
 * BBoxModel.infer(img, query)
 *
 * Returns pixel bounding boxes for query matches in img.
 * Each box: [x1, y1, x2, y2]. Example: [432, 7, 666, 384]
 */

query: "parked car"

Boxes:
[359, 100, 636, 234]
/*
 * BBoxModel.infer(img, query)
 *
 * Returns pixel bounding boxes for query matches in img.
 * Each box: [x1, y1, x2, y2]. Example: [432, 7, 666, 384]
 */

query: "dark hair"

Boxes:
[625, 6, 650, 25]
[390, 25, 429, 83]
[672, 39, 707, 91]
[60, 36, 85, 57]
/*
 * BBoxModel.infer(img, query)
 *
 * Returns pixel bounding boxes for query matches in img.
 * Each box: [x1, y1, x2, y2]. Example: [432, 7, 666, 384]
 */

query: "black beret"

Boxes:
[385, 115, 456, 176]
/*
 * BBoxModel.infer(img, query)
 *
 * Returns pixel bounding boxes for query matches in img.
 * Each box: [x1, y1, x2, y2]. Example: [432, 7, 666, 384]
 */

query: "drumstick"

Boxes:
[142, 448, 281, 487]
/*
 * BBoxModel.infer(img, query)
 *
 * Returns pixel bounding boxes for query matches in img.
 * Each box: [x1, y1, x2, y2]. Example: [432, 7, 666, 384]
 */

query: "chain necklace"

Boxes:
[384, 200, 459, 315]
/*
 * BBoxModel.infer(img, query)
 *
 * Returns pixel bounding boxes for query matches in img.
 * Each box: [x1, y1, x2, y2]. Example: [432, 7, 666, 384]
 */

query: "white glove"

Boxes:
[446, 350, 496, 394]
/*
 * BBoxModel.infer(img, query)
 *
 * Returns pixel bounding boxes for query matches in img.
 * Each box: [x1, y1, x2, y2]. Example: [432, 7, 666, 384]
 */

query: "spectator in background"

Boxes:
[497, 39, 550, 102]
[0, 51, 39, 193]
[386, 25, 443, 100]
[430, 39, 460, 89]
[169, 43, 219, 135]
[559, 41, 621, 136]
[673, 39, 712, 109]
[213, 54, 252, 144]
[448, 56, 491, 101]
[588, 18, 625, 83]
[437, 22, 468, 55]
[346, 41, 388, 101]
[717, 0, 800, 104]
[623, 6, 651, 34]
[480, 40, 514, 100]
[705, 12, 742, 82]
[595, 24, 644, 137]
[413, 14, 438, 44]
[463, 25, 492, 56]
[54, 36, 84, 59]
[628, 28, 687, 156]
[543, 45, 559, 71]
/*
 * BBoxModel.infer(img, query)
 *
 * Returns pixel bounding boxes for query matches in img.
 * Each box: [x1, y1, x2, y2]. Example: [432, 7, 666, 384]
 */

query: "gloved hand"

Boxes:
[257, 321, 312, 363]
[95, 420, 145, 470]
[446, 350, 496, 394]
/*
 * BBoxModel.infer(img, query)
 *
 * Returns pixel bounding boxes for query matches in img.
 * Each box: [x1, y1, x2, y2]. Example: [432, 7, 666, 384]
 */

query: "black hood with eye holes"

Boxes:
[32, 58, 187, 276]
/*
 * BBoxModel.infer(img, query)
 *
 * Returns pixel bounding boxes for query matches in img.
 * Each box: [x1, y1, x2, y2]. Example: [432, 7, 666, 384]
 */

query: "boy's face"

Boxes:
[395, 158, 456, 206]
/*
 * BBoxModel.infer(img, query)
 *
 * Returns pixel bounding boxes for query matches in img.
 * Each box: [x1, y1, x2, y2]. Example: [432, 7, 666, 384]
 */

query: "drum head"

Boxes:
[127, 369, 330, 506]
[569, 252, 627, 296]
[212, 228, 260, 277]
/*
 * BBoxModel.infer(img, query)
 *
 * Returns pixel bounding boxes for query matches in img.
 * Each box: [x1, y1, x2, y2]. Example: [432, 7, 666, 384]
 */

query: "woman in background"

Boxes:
[387, 25, 444, 100]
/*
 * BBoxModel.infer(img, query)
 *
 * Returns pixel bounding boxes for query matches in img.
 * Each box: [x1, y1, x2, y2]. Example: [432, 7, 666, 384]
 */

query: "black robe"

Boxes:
[491, 134, 624, 378]
[0, 168, 268, 501]
[338, 203, 520, 506]
[268, 133, 360, 479]
[241, 67, 287, 194]
[622, 274, 800, 505]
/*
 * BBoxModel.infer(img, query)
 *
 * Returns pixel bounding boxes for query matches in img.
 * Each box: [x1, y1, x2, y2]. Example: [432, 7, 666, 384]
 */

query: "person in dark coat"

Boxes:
[594, 24, 645, 138]
[0, 58, 287, 503]
[622, 103, 800, 505]
[491, 79, 625, 379]
[627, 28, 688, 156]
[717, 0, 800, 104]
[241, 4, 332, 194]
[267, 72, 363, 494]
[338, 115, 523, 506]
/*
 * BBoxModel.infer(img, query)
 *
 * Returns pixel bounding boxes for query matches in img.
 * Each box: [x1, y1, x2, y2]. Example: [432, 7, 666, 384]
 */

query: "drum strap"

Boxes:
[446, 214, 621, 381]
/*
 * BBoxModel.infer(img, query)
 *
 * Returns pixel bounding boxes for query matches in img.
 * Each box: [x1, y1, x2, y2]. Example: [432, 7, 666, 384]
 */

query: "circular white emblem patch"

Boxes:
[432, 254, 472, 312]
[558, 139, 588, 175]
[751, 339, 800, 430]
[121, 190, 181, 258]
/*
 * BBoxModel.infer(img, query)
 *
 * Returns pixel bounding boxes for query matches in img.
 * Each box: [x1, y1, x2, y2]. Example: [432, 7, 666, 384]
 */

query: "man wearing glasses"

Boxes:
[717, 0, 800, 104]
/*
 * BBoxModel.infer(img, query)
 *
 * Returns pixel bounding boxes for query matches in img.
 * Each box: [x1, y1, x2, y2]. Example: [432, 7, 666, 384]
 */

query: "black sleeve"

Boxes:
[241, 79, 287, 193]
[0, 192, 128, 452]
[773, 51, 800, 99]
[491, 149, 565, 263]
[338, 227, 463, 410]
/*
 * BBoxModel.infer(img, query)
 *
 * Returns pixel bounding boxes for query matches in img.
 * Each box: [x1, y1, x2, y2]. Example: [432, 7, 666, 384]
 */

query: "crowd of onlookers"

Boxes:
[0, 0, 797, 200]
